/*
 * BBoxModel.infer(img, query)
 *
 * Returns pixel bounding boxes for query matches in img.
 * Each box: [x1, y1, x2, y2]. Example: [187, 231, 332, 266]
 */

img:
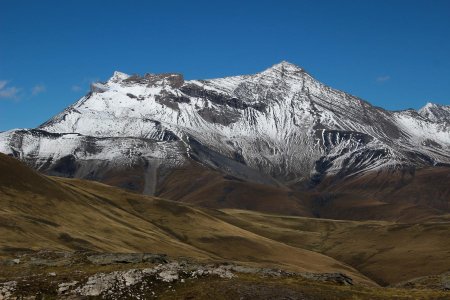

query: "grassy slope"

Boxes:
[211, 209, 450, 286]
[160, 274, 450, 300]
[0, 153, 372, 285]
[309, 167, 450, 222]
[157, 163, 313, 216]
[2, 153, 450, 288]
[158, 163, 450, 223]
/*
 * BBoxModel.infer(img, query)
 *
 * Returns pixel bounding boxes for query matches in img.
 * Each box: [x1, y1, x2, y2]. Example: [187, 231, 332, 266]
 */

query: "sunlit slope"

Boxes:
[212, 209, 450, 286]
[0, 153, 373, 285]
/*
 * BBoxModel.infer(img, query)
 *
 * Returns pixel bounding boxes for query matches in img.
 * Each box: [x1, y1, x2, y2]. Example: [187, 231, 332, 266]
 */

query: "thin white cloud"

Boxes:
[71, 77, 99, 92]
[376, 75, 390, 83]
[71, 85, 82, 92]
[86, 77, 100, 84]
[31, 84, 46, 96]
[0, 80, 20, 99]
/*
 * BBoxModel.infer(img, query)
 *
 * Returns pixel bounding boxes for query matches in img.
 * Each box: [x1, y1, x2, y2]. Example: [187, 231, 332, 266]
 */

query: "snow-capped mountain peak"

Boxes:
[418, 102, 450, 123]
[0, 62, 449, 192]
[262, 61, 304, 74]
[109, 71, 130, 83]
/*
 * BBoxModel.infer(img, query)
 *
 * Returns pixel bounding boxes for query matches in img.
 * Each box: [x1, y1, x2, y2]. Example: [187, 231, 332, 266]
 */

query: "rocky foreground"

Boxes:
[0, 251, 449, 300]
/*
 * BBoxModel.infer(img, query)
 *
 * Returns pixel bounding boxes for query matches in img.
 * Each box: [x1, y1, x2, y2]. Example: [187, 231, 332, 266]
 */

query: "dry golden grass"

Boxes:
[2, 153, 450, 290]
[0, 153, 373, 285]
[157, 162, 313, 216]
[160, 273, 450, 300]
[211, 209, 450, 286]
[310, 167, 450, 222]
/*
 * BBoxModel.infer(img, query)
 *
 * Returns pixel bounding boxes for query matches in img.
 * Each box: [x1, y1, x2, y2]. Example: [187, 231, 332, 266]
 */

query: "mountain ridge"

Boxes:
[0, 61, 449, 204]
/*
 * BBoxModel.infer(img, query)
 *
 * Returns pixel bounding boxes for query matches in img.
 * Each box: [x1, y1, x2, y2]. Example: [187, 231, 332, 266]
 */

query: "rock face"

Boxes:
[0, 251, 356, 300]
[2, 251, 448, 299]
[0, 61, 449, 193]
[0, 281, 16, 300]
[86, 253, 168, 265]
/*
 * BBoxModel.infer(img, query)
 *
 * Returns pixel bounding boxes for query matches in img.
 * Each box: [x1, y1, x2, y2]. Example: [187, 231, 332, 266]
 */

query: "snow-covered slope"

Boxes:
[1, 62, 449, 193]
[418, 102, 450, 123]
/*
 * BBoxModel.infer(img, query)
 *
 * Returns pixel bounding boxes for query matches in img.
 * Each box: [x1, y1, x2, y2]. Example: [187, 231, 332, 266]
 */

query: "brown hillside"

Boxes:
[0, 153, 373, 285]
[211, 209, 450, 286]
[308, 167, 450, 222]
[157, 163, 312, 216]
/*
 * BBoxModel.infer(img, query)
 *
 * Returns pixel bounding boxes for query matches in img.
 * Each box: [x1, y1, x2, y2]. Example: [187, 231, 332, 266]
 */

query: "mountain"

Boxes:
[418, 102, 450, 123]
[0, 61, 449, 220]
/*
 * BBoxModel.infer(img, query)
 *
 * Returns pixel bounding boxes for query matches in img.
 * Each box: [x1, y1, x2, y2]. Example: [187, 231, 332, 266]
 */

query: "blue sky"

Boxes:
[1, 0, 449, 131]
